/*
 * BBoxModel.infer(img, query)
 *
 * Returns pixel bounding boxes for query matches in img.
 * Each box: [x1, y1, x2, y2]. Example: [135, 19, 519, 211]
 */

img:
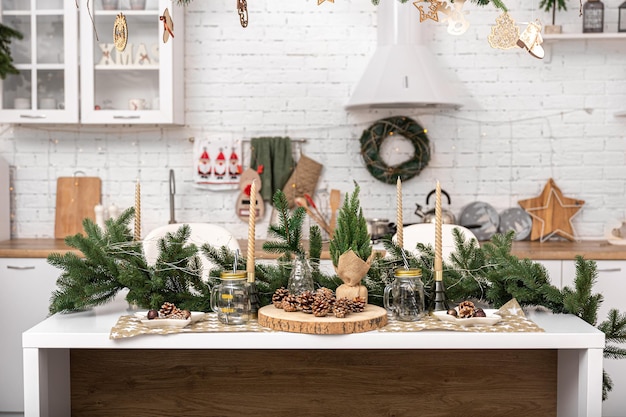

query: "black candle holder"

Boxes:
[429, 271, 449, 312]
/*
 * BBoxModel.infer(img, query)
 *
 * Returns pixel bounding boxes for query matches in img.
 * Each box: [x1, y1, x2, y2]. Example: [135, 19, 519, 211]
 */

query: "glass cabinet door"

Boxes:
[0, 0, 78, 123]
[80, 0, 184, 124]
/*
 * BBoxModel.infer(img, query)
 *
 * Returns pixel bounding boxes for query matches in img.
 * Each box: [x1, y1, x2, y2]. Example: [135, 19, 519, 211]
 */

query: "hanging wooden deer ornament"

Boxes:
[236, 167, 265, 222]
[160, 8, 174, 43]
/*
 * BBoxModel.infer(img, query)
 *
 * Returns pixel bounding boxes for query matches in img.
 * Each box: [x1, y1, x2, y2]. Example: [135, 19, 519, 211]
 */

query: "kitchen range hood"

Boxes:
[345, 1, 462, 110]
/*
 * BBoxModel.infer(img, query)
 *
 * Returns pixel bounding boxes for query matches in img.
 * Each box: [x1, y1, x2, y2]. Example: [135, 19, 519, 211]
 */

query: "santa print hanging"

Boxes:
[194, 138, 242, 191]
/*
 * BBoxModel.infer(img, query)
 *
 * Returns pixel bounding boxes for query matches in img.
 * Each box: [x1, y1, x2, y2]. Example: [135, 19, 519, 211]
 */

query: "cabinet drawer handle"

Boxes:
[19, 114, 46, 119]
[598, 268, 622, 272]
[113, 115, 141, 119]
[6, 265, 36, 270]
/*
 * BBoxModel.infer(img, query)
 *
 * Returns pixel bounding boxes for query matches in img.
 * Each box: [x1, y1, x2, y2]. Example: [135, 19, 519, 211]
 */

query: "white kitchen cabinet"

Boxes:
[0, 0, 79, 124]
[0, 258, 59, 414]
[0, 0, 183, 125]
[79, 0, 184, 124]
[561, 260, 626, 417]
[533, 259, 563, 288]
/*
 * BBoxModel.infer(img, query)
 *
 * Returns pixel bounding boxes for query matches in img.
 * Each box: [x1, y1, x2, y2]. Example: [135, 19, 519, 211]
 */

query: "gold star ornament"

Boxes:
[318, 0, 334, 4]
[518, 178, 585, 242]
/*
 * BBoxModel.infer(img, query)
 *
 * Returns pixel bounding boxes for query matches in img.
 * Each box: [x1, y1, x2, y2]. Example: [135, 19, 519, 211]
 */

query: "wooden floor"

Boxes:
[71, 349, 557, 417]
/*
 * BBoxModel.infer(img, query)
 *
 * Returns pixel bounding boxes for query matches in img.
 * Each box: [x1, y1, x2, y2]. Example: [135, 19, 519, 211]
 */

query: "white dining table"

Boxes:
[22, 294, 604, 417]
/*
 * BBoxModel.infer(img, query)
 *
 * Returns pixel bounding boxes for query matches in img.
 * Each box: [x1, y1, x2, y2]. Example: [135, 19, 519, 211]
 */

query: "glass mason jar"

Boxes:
[211, 271, 251, 325]
[287, 254, 314, 296]
[383, 268, 425, 321]
[583, 0, 604, 33]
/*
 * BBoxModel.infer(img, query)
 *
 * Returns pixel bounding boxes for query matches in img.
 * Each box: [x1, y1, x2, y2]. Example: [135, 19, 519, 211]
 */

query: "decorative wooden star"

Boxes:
[518, 178, 585, 242]
[317, 0, 334, 4]
[413, 0, 440, 22]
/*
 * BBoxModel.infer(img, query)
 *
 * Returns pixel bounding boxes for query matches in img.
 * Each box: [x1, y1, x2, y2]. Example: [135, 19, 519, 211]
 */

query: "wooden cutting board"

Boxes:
[258, 304, 388, 334]
[54, 176, 102, 238]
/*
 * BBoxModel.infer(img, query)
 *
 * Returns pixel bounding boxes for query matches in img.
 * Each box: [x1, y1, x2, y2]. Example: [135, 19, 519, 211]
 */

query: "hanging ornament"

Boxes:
[438, 0, 470, 35]
[517, 19, 544, 59]
[413, 0, 440, 22]
[318, 0, 335, 4]
[237, 0, 248, 28]
[160, 8, 174, 43]
[113, 13, 128, 52]
[488, 12, 520, 49]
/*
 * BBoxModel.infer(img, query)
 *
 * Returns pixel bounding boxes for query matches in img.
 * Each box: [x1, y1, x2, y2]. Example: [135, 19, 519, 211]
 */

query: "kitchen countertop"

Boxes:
[2, 238, 626, 260]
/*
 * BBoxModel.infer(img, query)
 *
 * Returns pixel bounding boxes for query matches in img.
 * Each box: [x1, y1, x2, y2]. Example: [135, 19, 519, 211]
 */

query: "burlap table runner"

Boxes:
[110, 313, 273, 339]
[110, 299, 542, 339]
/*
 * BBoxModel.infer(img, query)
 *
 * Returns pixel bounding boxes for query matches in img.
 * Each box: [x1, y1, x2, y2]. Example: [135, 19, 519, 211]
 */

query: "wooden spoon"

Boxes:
[329, 189, 341, 237]
[295, 197, 332, 235]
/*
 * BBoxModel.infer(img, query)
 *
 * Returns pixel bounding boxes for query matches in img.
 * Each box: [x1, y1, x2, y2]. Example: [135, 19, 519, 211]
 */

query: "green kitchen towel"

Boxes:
[250, 137, 294, 203]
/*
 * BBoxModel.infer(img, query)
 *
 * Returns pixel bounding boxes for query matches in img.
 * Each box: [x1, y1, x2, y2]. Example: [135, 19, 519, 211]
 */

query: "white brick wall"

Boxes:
[1, 0, 625, 240]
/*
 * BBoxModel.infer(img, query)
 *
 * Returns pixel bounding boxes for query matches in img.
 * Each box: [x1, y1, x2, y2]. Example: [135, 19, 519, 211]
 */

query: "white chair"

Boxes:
[143, 223, 241, 280]
[393, 223, 478, 263]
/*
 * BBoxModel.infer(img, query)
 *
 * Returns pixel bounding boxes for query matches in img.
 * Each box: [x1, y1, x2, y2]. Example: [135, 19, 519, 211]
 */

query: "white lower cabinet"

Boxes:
[0, 258, 59, 414]
[533, 260, 563, 288]
[561, 260, 626, 417]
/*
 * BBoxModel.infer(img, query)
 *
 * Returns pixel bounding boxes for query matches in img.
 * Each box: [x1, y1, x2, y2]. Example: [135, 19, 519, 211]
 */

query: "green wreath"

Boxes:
[360, 116, 430, 184]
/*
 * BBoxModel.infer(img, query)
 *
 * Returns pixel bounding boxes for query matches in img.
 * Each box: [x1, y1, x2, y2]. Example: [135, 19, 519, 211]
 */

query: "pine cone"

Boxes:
[296, 290, 316, 314]
[169, 309, 191, 320]
[272, 287, 290, 308]
[333, 298, 351, 318]
[312, 298, 331, 317]
[159, 302, 176, 316]
[457, 300, 476, 318]
[281, 294, 299, 312]
[315, 287, 334, 300]
[349, 296, 366, 313]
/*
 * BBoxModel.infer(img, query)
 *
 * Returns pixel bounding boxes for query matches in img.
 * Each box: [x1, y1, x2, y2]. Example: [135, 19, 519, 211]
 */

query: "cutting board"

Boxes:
[257, 304, 388, 334]
[54, 176, 102, 238]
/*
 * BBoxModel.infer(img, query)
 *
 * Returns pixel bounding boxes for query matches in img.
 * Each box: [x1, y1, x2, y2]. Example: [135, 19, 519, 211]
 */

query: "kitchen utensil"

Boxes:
[294, 197, 332, 235]
[168, 169, 176, 224]
[383, 268, 425, 321]
[329, 189, 341, 235]
[414, 189, 456, 224]
[304, 193, 329, 231]
[211, 271, 251, 325]
[366, 218, 395, 241]
[54, 175, 101, 238]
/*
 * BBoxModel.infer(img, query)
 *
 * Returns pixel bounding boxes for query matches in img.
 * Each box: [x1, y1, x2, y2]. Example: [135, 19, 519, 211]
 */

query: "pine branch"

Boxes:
[329, 183, 372, 266]
[598, 309, 626, 344]
[308, 225, 322, 272]
[264, 190, 306, 258]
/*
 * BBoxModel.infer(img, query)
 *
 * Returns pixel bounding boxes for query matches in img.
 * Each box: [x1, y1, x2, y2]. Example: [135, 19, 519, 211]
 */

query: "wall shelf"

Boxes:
[543, 33, 626, 40]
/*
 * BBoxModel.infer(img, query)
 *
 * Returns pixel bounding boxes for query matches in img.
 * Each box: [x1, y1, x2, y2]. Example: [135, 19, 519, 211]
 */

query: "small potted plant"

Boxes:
[329, 183, 372, 302]
[540, 0, 568, 34]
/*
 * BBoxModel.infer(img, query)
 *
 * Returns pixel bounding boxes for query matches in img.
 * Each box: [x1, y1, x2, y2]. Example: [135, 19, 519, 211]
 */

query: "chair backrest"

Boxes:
[143, 223, 241, 280]
[394, 223, 478, 263]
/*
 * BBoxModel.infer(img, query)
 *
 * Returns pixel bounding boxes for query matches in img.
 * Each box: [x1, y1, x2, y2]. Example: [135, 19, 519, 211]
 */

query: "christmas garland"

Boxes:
[360, 116, 430, 184]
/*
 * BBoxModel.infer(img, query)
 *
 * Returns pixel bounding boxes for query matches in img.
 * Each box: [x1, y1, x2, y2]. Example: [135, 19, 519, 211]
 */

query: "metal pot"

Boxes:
[366, 218, 395, 241]
[414, 189, 456, 224]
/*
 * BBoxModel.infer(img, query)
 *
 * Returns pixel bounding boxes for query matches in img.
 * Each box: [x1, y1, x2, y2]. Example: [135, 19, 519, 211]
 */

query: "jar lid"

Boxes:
[394, 268, 422, 277]
[220, 271, 247, 280]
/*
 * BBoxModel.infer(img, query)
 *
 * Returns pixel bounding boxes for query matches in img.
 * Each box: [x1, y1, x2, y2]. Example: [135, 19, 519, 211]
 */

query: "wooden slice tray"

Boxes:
[257, 304, 388, 335]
